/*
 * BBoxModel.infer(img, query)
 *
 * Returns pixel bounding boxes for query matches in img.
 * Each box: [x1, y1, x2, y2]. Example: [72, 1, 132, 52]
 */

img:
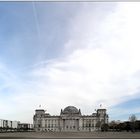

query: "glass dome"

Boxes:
[63, 106, 79, 114]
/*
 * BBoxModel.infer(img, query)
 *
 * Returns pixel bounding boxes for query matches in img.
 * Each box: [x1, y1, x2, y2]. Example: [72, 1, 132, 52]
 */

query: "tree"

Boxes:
[109, 121, 117, 131]
[129, 114, 137, 132]
[135, 120, 140, 131]
[117, 123, 126, 131]
[101, 123, 109, 131]
[125, 121, 131, 132]
[129, 114, 137, 122]
[0, 127, 2, 132]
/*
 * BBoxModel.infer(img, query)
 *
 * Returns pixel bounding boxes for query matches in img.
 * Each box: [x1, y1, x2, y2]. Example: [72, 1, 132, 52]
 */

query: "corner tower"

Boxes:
[97, 109, 108, 124]
[33, 109, 45, 131]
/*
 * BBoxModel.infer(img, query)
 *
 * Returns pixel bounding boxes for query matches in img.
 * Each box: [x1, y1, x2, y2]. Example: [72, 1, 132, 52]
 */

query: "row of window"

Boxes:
[37, 120, 58, 125]
[82, 124, 94, 127]
[38, 119, 99, 123]
[37, 124, 58, 128]
[45, 124, 57, 127]
[37, 126, 97, 131]
[37, 119, 58, 122]
[45, 119, 58, 122]
[83, 120, 96, 122]
[37, 124, 96, 128]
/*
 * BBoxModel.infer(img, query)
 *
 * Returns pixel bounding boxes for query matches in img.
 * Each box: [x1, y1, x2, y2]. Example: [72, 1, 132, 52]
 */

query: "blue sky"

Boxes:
[0, 2, 140, 123]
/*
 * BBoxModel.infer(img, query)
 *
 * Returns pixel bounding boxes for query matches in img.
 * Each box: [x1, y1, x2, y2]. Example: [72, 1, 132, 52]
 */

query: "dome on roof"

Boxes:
[63, 106, 79, 114]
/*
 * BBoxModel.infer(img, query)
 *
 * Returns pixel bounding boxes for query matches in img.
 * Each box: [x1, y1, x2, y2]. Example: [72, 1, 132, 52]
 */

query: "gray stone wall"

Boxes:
[33, 107, 109, 132]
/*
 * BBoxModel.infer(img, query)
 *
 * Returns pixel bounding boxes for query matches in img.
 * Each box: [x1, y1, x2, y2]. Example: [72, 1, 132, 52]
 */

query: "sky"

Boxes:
[0, 2, 140, 123]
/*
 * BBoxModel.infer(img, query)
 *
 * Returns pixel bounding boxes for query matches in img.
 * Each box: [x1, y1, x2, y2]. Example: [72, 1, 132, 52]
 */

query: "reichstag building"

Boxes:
[33, 106, 109, 132]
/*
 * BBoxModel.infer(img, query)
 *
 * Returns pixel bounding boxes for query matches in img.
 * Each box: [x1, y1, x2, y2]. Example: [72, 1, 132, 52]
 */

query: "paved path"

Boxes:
[0, 131, 140, 138]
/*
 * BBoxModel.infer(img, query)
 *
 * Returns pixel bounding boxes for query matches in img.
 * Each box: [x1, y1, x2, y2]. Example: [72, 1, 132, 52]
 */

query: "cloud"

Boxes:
[1, 2, 140, 123]
[26, 2, 140, 119]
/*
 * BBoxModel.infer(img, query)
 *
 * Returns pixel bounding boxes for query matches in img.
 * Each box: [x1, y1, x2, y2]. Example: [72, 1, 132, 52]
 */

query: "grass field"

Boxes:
[0, 131, 140, 138]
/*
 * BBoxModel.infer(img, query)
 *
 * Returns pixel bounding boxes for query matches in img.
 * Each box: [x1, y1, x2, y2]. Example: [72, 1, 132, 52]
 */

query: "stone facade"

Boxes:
[33, 106, 109, 132]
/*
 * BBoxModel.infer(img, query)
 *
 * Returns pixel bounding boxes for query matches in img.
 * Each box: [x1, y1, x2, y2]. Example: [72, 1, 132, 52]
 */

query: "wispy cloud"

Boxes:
[26, 2, 140, 120]
[1, 2, 140, 123]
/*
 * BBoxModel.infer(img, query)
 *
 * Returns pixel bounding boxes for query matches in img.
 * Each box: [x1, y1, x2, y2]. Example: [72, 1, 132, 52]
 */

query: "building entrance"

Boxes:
[63, 119, 79, 131]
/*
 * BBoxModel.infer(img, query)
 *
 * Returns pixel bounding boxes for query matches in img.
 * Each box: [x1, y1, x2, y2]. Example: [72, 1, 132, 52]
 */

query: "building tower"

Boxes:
[33, 109, 45, 131]
[97, 109, 109, 124]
